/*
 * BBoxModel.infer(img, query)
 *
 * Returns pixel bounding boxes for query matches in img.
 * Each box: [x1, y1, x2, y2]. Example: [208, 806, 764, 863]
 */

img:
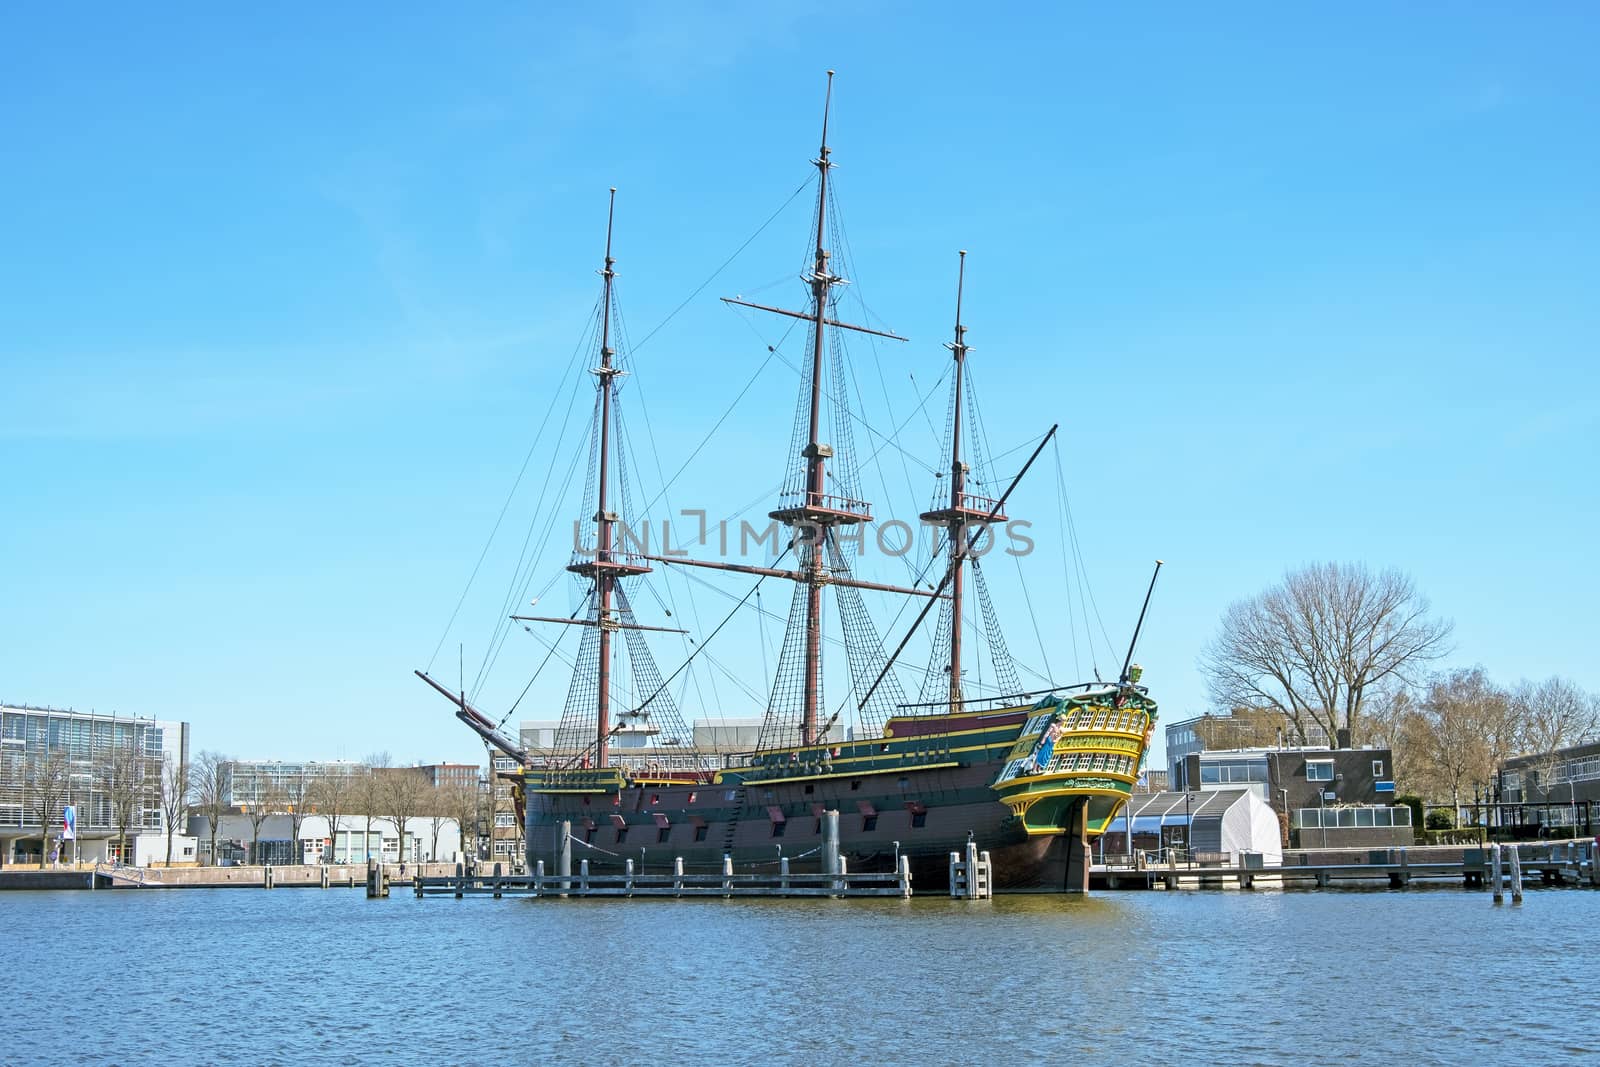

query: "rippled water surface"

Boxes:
[1, 885, 1593, 1065]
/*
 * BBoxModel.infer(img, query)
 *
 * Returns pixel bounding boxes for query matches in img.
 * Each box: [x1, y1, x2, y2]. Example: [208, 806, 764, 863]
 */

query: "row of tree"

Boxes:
[1370, 672, 1600, 809]
[181, 753, 499, 866]
[1201, 562, 1599, 804]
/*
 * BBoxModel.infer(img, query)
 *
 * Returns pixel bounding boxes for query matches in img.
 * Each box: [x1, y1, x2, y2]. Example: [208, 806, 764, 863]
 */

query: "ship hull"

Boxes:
[525, 754, 1092, 892]
[522, 691, 1152, 893]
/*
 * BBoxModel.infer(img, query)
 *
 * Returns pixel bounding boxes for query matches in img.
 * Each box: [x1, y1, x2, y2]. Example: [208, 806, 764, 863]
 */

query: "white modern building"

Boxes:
[1, 702, 190, 865]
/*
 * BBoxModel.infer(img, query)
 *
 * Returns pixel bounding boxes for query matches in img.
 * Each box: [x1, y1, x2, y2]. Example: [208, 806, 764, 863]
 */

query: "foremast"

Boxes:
[918, 253, 1019, 710]
[562, 189, 652, 769]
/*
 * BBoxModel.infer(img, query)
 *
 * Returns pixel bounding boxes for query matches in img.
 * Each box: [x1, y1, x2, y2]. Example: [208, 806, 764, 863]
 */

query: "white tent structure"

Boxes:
[1102, 789, 1283, 866]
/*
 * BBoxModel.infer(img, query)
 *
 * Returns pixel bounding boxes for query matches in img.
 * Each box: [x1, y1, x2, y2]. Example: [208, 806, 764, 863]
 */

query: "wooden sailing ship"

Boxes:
[418, 73, 1159, 891]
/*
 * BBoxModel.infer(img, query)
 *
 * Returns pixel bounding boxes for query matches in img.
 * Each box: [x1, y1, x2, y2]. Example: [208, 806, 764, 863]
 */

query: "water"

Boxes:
[1, 886, 1593, 1066]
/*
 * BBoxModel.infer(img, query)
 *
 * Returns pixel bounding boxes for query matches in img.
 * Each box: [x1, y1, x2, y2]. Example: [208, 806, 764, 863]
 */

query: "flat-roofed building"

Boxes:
[1, 702, 190, 865]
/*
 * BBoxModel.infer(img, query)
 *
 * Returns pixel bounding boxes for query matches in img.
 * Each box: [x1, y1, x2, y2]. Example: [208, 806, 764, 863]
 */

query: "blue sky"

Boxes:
[2, 4, 1596, 769]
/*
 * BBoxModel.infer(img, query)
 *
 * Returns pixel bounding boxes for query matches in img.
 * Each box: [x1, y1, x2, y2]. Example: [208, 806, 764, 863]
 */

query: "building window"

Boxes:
[862, 815, 878, 832]
[771, 820, 786, 838]
[657, 826, 670, 844]
[911, 811, 927, 829]
[693, 825, 708, 842]
[1307, 761, 1334, 782]
[615, 828, 628, 844]
[1372, 760, 1385, 778]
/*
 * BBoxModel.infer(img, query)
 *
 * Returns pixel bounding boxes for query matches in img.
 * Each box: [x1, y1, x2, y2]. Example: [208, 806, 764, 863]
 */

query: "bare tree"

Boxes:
[281, 769, 310, 865]
[246, 780, 286, 865]
[353, 765, 384, 862]
[1414, 667, 1510, 812]
[381, 767, 426, 863]
[1200, 562, 1452, 745]
[306, 769, 353, 863]
[160, 756, 191, 866]
[1513, 676, 1600, 819]
[423, 785, 451, 862]
[24, 749, 71, 868]
[103, 741, 154, 865]
[193, 751, 231, 865]
[440, 780, 482, 864]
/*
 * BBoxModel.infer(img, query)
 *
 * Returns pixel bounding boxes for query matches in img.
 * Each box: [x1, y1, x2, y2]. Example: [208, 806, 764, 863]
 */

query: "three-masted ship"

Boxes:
[419, 73, 1159, 891]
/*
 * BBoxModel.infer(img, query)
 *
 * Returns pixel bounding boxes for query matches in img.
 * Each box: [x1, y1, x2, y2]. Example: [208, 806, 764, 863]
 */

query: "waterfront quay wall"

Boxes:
[0, 862, 464, 891]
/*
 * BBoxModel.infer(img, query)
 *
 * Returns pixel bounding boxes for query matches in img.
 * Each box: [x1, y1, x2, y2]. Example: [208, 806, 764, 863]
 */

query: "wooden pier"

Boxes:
[414, 854, 912, 900]
[1096, 841, 1597, 892]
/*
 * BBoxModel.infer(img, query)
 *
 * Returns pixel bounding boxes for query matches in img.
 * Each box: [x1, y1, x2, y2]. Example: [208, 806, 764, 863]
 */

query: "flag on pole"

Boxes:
[62, 805, 77, 841]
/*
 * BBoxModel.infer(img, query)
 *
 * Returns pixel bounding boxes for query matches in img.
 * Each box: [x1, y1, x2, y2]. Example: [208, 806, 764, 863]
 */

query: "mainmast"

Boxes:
[920, 252, 1008, 709]
[659, 71, 925, 749]
[774, 70, 864, 746]
[565, 189, 651, 768]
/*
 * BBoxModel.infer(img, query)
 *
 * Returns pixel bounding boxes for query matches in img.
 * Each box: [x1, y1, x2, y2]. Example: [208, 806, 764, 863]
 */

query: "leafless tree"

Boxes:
[160, 756, 191, 866]
[24, 749, 71, 868]
[381, 766, 427, 863]
[1414, 667, 1510, 812]
[423, 785, 453, 862]
[281, 769, 310, 864]
[440, 780, 484, 864]
[306, 769, 353, 863]
[1200, 562, 1452, 745]
[353, 763, 385, 862]
[246, 780, 286, 865]
[193, 751, 230, 865]
[1513, 676, 1600, 816]
[103, 741, 154, 864]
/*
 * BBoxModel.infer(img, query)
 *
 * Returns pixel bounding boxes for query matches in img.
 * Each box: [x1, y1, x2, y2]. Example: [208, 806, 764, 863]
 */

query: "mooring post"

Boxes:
[949, 851, 960, 897]
[673, 856, 684, 897]
[454, 861, 465, 899]
[822, 810, 841, 881]
[836, 855, 849, 897]
[263, 864, 273, 890]
[1491, 842, 1504, 903]
[557, 821, 572, 895]
[965, 841, 980, 900]
[580, 858, 590, 894]
[722, 854, 733, 897]
[780, 856, 790, 895]
[493, 861, 503, 899]
[534, 859, 545, 898]
[625, 858, 635, 897]
[1509, 846, 1523, 904]
[979, 850, 992, 899]
[899, 854, 912, 898]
